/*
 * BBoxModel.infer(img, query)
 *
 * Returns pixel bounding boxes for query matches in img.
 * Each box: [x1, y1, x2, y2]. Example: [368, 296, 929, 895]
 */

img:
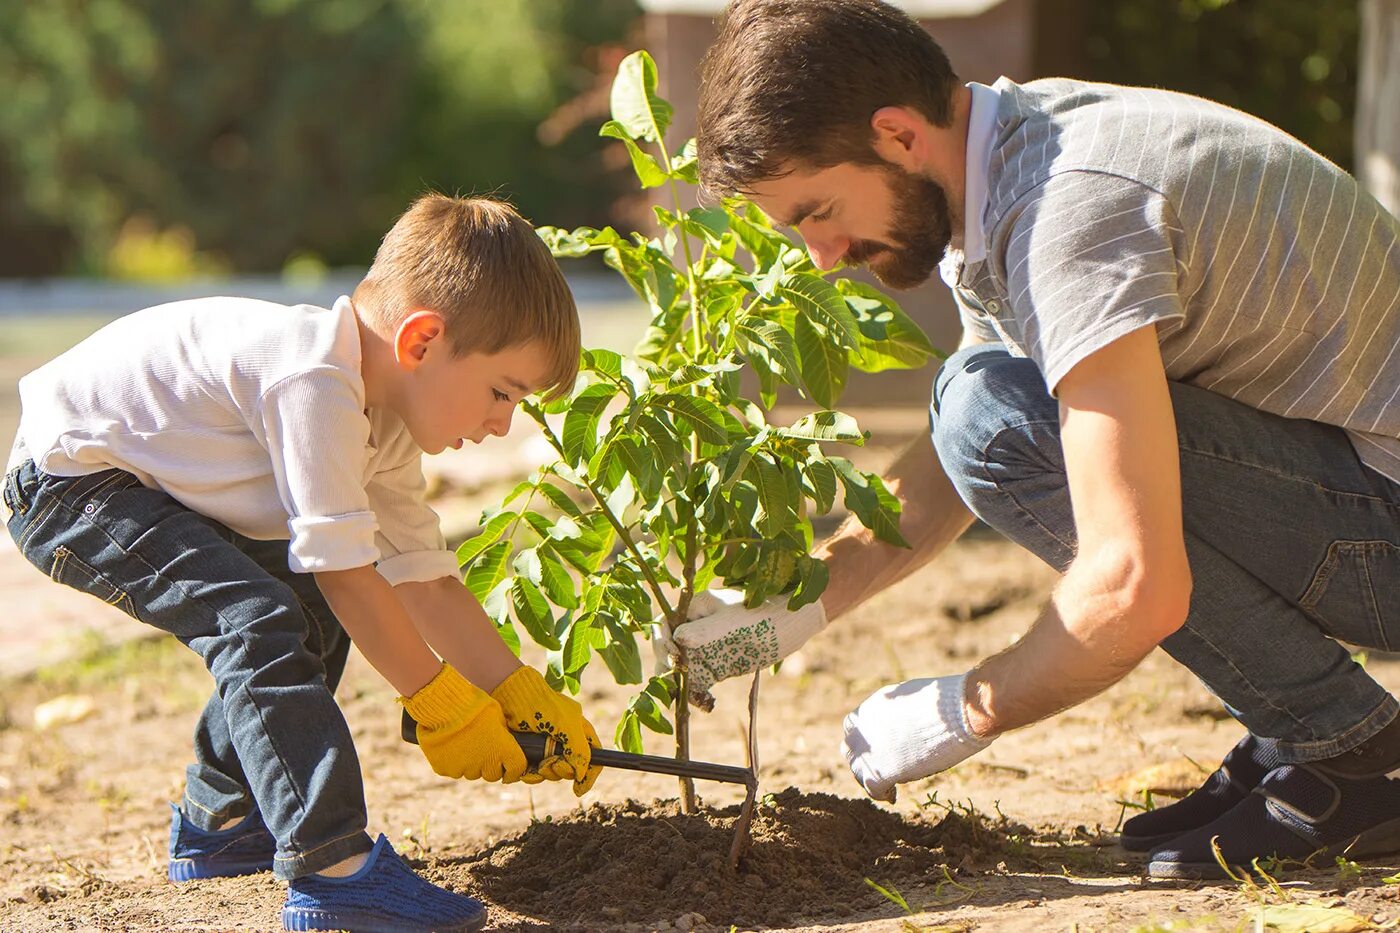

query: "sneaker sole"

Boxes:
[280, 906, 487, 933]
[1147, 814, 1400, 880]
[169, 857, 274, 882]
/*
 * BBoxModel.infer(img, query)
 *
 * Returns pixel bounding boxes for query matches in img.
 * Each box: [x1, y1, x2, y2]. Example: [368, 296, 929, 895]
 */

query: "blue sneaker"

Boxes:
[1147, 763, 1400, 878]
[1120, 734, 1281, 852]
[168, 803, 277, 881]
[281, 834, 487, 933]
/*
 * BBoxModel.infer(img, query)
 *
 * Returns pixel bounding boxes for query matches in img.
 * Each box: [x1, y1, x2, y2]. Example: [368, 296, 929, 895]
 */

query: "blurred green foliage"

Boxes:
[1082, 0, 1359, 171]
[0, 0, 639, 276]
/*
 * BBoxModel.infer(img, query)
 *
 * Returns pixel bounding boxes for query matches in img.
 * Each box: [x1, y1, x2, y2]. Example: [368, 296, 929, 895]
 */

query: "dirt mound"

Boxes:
[432, 787, 1004, 930]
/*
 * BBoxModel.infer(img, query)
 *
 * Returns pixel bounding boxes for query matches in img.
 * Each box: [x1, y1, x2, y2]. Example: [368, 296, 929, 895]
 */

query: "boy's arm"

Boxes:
[394, 576, 521, 691]
[314, 566, 443, 696]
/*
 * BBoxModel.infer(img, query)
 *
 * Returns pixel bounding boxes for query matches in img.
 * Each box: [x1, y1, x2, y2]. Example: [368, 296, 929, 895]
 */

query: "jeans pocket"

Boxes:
[1299, 540, 1400, 651]
[49, 545, 137, 618]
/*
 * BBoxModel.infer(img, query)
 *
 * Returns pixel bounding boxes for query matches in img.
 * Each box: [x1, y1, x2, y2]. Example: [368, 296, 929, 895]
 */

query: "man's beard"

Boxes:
[845, 165, 955, 290]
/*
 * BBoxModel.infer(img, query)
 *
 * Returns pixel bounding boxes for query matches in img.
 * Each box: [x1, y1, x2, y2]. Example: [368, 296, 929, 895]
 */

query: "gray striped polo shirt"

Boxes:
[946, 77, 1400, 486]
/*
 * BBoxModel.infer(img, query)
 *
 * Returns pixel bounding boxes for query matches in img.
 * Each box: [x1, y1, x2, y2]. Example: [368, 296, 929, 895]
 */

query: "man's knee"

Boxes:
[930, 346, 1055, 480]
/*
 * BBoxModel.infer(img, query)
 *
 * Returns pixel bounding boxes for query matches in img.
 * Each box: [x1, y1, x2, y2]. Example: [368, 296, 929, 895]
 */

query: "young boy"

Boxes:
[3, 193, 600, 933]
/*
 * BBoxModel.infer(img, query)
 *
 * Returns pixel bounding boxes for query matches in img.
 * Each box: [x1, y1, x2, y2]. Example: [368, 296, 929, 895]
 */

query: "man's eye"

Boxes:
[813, 207, 834, 221]
[493, 389, 510, 402]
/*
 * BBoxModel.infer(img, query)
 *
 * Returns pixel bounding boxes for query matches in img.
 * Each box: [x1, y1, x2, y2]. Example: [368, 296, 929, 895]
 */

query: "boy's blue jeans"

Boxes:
[931, 345, 1400, 763]
[3, 461, 373, 879]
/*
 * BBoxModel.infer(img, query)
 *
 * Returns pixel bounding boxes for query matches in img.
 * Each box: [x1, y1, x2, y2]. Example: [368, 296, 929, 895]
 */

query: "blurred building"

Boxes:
[638, 0, 1086, 402]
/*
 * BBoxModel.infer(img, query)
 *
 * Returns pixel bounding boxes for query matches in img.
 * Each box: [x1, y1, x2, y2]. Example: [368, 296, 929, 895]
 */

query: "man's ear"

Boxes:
[393, 310, 447, 370]
[870, 105, 928, 169]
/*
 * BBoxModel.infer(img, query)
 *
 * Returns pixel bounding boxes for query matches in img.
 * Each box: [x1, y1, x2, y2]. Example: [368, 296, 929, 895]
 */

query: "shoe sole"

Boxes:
[281, 906, 487, 933]
[1147, 814, 1400, 880]
[169, 857, 274, 882]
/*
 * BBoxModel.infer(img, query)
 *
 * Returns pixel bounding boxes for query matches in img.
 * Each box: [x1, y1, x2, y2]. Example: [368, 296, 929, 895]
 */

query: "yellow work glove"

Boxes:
[491, 666, 603, 796]
[399, 663, 528, 783]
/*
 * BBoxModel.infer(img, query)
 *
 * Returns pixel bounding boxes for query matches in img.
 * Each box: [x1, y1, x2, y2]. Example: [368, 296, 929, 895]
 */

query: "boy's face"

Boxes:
[393, 315, 551, 454]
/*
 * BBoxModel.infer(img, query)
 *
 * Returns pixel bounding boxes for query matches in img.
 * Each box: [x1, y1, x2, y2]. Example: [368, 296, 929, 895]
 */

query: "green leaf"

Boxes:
[615, 709, 643, 754]
[830, 457, 908, 547]
[795, 313, 848, 408]
[536, 482, 586, 520]
[670, 138, 698, 184]
[583, 347, 626, 382]
[836, 279, 938, 372]
[746, 455, 795, 537]
[780, 410, 866, 444]
[737, 318, 801, 383]
[562, 611, 606, 674]
[653, 393, 735, 445]
[562, 383, 618, 465]
[599, 120, 669, 188]
[455, 510, 517, 566]
[512, 547, 543, 586]
[599, 629, 644, 685]
[803, 458, 838, 515]
[537, 548, 579, 609]
[609, 50, 672, 144]
[511, 578, 559, 650]
[496, 616, 521, 656]
[464, 540, 512, 602]
[779, 272, 859, 347]
[630, 692, 674, 735]
[788, 557, 830, 611]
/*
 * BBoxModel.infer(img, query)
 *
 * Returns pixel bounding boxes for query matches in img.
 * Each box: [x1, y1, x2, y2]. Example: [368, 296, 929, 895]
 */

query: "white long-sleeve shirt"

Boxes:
[7, 295, 458, 584]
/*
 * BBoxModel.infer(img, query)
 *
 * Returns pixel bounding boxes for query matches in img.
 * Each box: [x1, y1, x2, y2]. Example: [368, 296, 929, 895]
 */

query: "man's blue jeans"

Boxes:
[930, 345, 1400, 762]
[3, 461, 372, 879]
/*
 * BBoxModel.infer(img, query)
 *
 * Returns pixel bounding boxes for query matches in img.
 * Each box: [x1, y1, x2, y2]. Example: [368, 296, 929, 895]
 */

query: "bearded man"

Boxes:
[676, 0, 1400, 878]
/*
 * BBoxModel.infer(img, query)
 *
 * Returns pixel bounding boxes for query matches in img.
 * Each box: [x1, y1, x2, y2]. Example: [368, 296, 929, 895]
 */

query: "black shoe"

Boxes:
[1119, 734, 1280, 852]
[1147, 763, 1400, 879]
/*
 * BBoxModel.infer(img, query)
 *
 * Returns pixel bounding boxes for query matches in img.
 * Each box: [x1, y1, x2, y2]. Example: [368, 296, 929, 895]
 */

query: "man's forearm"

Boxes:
[815, 435, 977, 620]
[396, 576, 521, 693]
[963, 551, 1191, 737]
[315, 566, 442, 697]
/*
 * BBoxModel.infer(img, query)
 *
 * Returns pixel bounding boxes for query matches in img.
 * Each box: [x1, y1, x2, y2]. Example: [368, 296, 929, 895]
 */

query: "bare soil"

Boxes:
[6, 528, 1400, 932]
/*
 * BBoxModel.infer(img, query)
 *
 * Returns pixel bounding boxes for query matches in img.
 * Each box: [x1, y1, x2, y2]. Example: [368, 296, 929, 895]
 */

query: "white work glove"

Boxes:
[841, 672, 992, 803]
[660, 588, 829, 709]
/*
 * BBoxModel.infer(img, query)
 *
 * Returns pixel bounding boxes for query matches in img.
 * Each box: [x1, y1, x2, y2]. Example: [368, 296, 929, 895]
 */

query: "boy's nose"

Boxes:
[487, 408, 514, 438]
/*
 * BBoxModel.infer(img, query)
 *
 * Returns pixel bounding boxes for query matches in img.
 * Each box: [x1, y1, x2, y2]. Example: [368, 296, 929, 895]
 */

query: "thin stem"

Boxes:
[526, 405, 677, 621]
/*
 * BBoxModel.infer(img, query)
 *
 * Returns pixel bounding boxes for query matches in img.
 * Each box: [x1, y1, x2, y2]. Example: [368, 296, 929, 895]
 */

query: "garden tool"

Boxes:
[399, 708, 752, 785]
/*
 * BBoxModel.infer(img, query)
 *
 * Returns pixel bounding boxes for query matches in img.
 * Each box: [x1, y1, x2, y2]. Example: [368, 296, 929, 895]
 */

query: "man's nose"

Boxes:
[802, 229, 849, 270]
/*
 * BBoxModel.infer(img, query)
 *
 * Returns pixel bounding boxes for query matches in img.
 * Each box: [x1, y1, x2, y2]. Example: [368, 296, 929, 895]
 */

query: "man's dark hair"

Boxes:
[697, 0, 960, 199]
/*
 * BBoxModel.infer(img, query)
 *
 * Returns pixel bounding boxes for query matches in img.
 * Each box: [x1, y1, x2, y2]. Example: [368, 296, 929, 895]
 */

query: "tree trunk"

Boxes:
[1358, 0, 1400, 216]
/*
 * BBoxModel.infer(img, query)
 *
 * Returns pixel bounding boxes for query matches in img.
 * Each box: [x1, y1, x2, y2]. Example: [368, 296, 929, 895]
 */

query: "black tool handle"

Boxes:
[400, 708, 752, 785]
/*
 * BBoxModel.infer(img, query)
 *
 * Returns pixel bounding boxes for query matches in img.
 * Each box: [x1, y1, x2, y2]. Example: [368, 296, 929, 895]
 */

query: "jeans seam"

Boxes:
[274, 827, 366, 863]
[1361, 547, 1391, 651]
[1179, 444, 1400, 510]
[978, 420, 1077, 557]
[43, 492, 318, 845]
[1277, 697, 1400, 760]
[1176, 620, 1315, 735]
[18, 470, 127, 551]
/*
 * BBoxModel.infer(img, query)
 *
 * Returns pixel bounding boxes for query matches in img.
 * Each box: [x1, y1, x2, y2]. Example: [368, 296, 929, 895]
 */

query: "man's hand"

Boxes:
[840, 672, 992, 803]
[491, 666, 602, 796]
[399, 663, 529, 783]
[666, 588, 829, 708]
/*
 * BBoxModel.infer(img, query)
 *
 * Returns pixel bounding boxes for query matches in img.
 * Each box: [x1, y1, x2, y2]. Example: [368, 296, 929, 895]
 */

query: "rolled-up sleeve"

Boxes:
[367, 427, 456, 586]
[257, 369, 379, 573]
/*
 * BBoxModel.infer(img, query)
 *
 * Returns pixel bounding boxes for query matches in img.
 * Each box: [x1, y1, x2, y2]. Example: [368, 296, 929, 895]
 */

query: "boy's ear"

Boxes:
[393, 310, 448, 369]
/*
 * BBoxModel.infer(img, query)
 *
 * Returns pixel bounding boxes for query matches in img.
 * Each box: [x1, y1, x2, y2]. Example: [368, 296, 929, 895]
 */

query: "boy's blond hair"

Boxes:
[354, 193, 580, 398]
